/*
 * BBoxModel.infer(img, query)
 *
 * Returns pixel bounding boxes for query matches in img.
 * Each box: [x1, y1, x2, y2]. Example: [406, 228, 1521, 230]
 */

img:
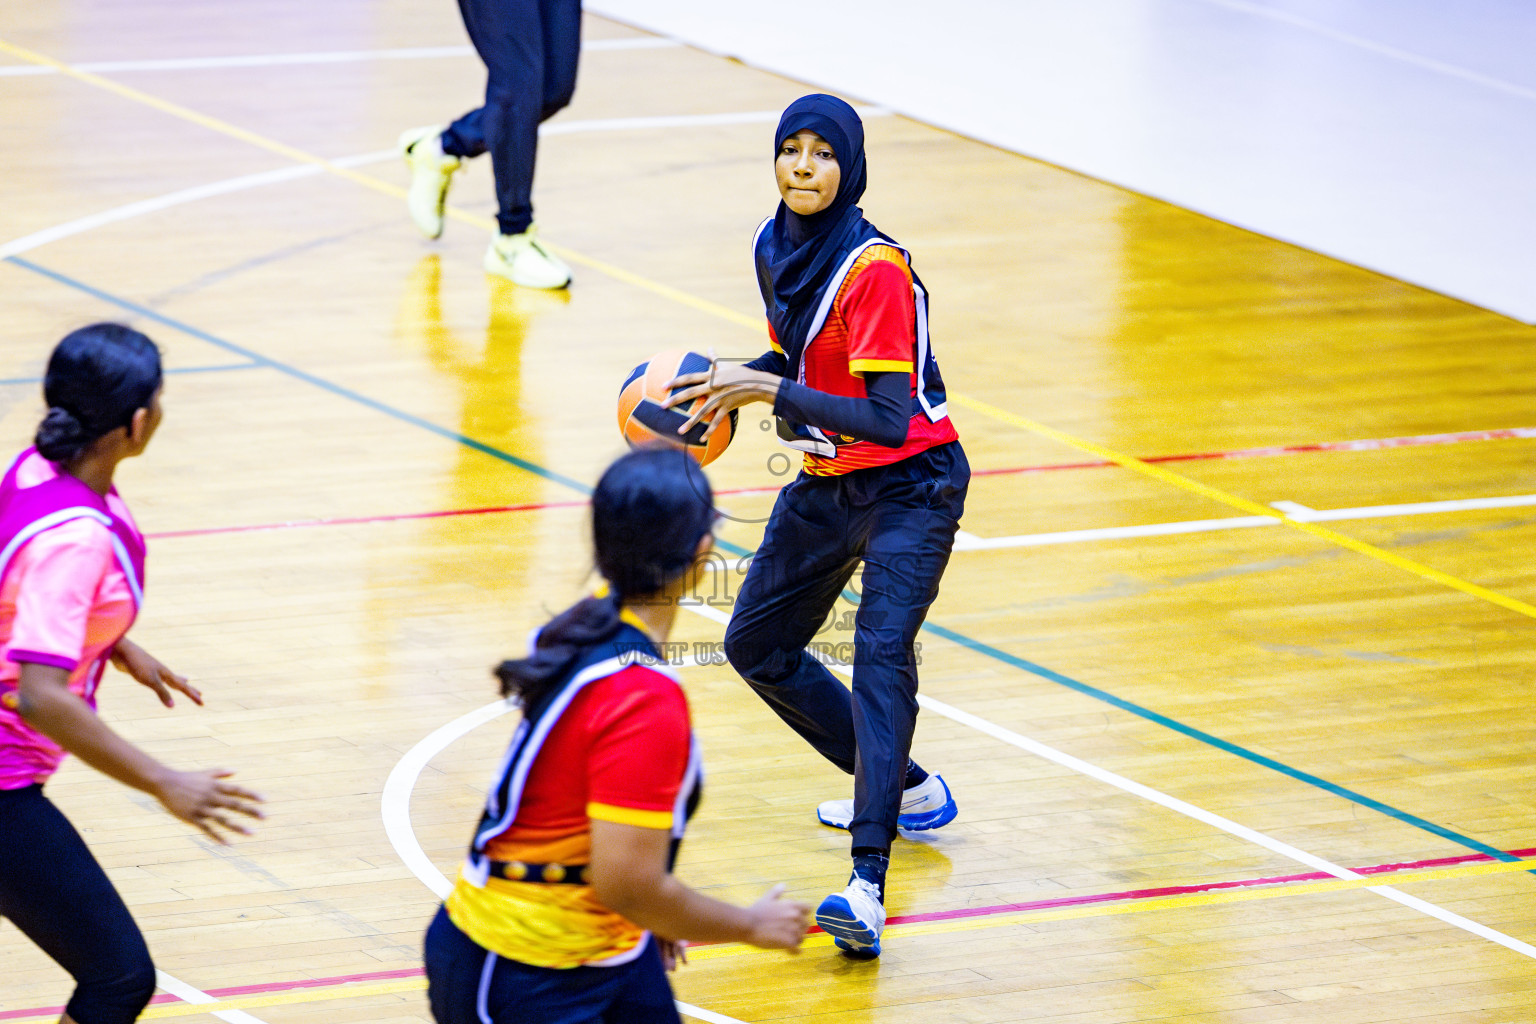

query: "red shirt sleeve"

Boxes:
[584, 667, 691, 830]
[841, 258, 916, 375]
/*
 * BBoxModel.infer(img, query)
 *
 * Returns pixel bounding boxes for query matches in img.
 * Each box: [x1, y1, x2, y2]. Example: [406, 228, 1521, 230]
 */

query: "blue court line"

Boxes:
[5, 256, 590, 495]
[917, 620, 1516, 861]
[8, 253, 1513, 863]
[0, 361, 260, 386]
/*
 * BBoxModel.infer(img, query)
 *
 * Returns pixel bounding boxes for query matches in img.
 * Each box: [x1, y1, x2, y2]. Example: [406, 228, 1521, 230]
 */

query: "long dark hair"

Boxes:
[35, 323, 163, 464]
[495, 446, 715, 708]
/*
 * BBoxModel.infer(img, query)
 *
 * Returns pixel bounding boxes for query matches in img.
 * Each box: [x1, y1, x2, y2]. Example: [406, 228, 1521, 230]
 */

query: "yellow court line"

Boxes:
[3, 979, 428, 1024]
[5, 856, 1528, 1022]
[3, 36, 1531, 621]
[950, 393, 1536, 620]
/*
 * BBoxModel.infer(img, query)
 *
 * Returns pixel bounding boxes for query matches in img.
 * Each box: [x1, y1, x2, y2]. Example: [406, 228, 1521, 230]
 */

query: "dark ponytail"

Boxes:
[496, 446, 716, 707]
[35, 323, 162, 464]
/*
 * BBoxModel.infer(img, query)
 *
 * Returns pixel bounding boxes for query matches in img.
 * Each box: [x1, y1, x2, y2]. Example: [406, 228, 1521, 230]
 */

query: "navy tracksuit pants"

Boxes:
[724, 441, 969, 852]
[441, 0, 582, 236]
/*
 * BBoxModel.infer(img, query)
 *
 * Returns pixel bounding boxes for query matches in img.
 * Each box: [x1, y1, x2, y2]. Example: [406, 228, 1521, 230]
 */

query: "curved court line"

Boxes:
[0, 109, 880, 263]
[382, 698, 513, 899]
[0, 163, 329, 261]
[380, 675, 747, 1024]
[385, 613, 1536, 971]
[11, 255, 1514, 864]
[8, 30, 1529, 625]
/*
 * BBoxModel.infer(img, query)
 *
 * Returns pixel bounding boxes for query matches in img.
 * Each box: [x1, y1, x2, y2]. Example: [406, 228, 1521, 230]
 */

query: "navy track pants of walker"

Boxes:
[441, 0, 582, 236]
[723, 441, 969, 851]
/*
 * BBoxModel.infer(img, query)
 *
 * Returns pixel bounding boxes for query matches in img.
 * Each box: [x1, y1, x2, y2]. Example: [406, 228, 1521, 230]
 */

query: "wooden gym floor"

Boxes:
[2, 3, 1535, 1022]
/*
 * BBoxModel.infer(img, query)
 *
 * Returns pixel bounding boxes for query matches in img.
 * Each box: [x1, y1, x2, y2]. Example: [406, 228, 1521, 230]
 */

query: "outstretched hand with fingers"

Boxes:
[154, 768, 264, 845]
[112, 637, 202, 708]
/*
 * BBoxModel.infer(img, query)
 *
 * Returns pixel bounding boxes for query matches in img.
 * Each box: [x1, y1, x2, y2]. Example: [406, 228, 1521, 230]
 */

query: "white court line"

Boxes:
[0, 107, 888, 261]
[154, 970, 271, 1024]
[0, 38, 679, 76]
[384, 599, 1536, 991]
[954, 492, 1536, 550]
[1, 163, 327, 261]
[1193, 0, 1536, 104]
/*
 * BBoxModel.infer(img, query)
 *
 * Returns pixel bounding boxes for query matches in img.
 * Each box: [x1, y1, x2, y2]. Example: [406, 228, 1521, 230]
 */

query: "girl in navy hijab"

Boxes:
[666, 93, 970, 958]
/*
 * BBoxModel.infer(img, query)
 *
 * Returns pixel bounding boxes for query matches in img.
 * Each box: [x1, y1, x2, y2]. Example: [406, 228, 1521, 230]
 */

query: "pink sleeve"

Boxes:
[7, 520, 114, 671]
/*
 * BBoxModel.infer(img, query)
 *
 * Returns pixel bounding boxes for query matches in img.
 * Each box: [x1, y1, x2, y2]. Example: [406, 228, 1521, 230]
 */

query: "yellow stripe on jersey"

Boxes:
[849, 358, 914, 374]
[447, 869, 645, 968]
[588, 802, 674, 830]
[770, 338, 784, 354]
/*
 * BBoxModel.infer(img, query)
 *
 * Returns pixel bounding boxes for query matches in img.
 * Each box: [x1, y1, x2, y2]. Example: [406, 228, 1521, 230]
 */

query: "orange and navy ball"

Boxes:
[617, 349, 737, 467]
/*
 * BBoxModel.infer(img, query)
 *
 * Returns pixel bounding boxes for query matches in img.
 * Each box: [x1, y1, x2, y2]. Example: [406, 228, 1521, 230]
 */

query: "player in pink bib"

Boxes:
[0, 324, 263, 1024]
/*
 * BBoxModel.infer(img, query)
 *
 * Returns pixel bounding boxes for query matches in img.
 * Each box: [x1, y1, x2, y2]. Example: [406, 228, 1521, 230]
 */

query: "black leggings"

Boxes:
[0, 785, 155, 1024]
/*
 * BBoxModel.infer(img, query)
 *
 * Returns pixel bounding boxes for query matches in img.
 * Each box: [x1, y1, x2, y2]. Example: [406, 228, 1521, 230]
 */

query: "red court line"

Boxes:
[143, 426, 1536, 541]
[883, 845, 1536, 927]
[8, 845, 1532, 1020]
[147, 499, 592, 538]
[969, 425, 1536, 478]
[0, 968, 426, 1021]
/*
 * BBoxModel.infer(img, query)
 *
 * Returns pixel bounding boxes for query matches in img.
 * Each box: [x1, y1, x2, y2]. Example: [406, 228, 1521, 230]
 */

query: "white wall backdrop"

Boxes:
[587, 0, 1536, 323]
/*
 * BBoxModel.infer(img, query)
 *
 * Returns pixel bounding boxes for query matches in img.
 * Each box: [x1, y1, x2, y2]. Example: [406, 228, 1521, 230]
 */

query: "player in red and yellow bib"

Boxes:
[424, 449, 808, 1024]
[665, 94, 969, 959]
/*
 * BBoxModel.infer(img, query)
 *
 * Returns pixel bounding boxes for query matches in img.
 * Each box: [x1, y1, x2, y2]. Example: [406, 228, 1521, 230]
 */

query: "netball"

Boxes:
[616, 349, 737, 466]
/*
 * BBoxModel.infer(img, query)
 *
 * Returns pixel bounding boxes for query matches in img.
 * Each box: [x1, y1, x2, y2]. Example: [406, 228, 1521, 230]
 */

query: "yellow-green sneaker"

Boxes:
[484, 227, 572, 289]
[399, 125, 460, 239]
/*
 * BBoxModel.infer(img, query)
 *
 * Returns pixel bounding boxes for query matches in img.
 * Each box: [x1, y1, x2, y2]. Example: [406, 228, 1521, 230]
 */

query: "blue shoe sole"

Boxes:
[816, 894, 882, 957]
[817, 779, 959, 832]
[897, 794, 958, 831]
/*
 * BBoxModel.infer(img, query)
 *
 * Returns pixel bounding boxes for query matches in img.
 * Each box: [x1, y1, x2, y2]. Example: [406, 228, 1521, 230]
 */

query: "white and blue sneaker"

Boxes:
[816, 877, 886, 957]
[817, 773, 957, 832]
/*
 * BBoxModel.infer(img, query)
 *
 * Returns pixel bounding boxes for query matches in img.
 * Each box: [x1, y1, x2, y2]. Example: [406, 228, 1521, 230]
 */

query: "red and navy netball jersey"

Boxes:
[763, 238, 958, 476]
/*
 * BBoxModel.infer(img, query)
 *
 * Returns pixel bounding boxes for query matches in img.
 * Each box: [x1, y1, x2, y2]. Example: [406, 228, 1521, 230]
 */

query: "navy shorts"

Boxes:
[424, 904, 681, 1024]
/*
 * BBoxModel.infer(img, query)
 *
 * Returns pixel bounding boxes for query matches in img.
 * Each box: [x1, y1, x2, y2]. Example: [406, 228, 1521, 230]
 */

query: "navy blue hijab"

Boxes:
[757, 94, 883, 368]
